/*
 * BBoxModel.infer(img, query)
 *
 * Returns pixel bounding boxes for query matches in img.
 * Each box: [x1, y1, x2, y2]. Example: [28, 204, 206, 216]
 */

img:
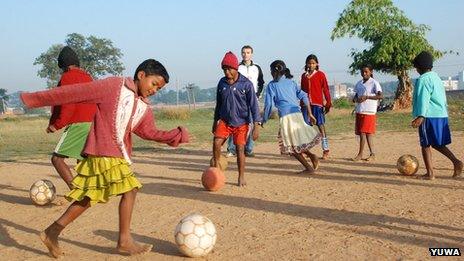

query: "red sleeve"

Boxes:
[21, 77, 120, 109]
[48, 73, 79, 130]
[48, 76, 65, 127]
[321, 73, 331, 107]
[133, 110, 189, 147]
[48, 105, 61, 126]
[300, 74, 310, 106]
[51, 103, 76, 130]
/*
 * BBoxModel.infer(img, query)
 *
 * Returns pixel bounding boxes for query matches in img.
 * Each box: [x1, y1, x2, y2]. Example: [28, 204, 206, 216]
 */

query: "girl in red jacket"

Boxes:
[300, 54, 332, 159]
[21, 59, 189, 257]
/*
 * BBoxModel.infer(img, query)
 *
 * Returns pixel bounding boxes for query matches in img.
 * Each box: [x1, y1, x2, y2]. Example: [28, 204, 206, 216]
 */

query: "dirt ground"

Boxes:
[1, 131, 463, 260]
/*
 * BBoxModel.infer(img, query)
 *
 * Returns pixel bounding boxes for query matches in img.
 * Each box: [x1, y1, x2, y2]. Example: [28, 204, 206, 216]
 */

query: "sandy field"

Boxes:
[0, 131, 463, 260]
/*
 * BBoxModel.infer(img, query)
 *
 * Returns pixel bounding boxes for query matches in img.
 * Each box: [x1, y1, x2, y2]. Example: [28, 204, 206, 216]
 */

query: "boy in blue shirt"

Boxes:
[212, 51, 262, 186]
[411, 51, 463, 180]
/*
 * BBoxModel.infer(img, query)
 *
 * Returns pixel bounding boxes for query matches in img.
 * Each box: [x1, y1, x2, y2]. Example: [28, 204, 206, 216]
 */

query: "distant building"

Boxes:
[329, 83, 348, 99]
[346, 87, 355, 97]
[442, 76, 459, 91]
[459, 71, 464, 89]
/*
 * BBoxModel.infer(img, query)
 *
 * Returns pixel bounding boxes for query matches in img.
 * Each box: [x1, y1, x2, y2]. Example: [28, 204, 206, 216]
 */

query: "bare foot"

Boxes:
[365, 154, 376, 162]
[117, 240, 152, 256]
[238, 176, 247, 187]
[416, 174, 435, 180]
[40, 230, 63, 258]
[352, 155, 362, 162]
[308, 153, 320, 170]
[321, 150, 329, 160]
[452, 160, 463, 178]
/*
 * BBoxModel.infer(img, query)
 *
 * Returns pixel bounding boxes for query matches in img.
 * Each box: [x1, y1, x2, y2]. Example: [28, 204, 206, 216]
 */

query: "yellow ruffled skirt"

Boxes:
[66, 156, 142, 206]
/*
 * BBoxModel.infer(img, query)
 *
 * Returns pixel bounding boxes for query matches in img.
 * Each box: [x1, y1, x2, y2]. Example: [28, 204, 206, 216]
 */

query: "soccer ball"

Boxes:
[201, 167, 225, 192]
[174, 213, 217, 257]
[29, 180, 56, 205]
[397, 154, 419, 176]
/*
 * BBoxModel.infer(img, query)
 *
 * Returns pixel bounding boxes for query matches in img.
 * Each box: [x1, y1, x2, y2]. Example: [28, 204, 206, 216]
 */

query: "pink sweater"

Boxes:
[21, 77, 189, 164]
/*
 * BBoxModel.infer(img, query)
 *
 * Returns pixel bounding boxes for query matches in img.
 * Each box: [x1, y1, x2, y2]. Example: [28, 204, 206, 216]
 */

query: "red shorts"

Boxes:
[214, 120, 249, 145]
[355, 113, 376, 135]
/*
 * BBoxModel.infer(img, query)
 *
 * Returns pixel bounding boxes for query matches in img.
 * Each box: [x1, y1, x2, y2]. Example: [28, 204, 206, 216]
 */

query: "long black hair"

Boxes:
[304, 54, 319, 71]
[270, 60, 293, 79]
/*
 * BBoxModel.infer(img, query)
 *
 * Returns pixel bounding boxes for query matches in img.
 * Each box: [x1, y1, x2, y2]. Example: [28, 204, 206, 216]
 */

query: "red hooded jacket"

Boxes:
[48, 67, 96, 130]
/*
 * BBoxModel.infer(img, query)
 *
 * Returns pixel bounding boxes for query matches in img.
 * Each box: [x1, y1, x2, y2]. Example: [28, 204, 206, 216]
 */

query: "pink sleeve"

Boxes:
[21, 77, 121, 109]
[133, 110, 189, 147]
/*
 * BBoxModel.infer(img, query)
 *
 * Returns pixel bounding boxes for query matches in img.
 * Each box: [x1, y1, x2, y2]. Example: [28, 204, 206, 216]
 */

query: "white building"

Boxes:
[329, 83, 348, 99]
[442, 76, 459, 91]
[459, 71, 464, 89]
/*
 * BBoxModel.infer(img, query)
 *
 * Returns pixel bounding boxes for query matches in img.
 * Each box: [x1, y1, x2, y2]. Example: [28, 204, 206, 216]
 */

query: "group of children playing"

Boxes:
[19, 46, 462, 258]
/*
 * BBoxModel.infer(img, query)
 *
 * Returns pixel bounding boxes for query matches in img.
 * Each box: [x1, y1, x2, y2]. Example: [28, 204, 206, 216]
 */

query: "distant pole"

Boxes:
[186, 85, 191, 110]
[192, 87, 196, 110]
[176, 78, 179, 107]
[0, 98, 4, 114]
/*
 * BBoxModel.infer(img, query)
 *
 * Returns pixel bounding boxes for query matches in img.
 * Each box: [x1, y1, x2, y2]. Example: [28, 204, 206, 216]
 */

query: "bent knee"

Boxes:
[51, 155, 65, 164]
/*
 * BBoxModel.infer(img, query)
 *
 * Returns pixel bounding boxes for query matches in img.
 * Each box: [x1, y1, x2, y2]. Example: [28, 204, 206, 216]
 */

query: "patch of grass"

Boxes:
[332, 98, 354, 109]
[2, 100, 463, 160]
[156, 108, 191, 120]
[0, 117, 57, 161]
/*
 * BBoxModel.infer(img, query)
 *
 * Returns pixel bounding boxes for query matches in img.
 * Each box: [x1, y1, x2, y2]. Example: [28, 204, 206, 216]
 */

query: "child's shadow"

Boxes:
[93, 229, 182, 257]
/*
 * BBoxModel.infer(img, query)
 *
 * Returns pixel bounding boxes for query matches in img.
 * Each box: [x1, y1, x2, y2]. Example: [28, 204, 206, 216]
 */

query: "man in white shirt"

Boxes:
[227, 45, 264, 157]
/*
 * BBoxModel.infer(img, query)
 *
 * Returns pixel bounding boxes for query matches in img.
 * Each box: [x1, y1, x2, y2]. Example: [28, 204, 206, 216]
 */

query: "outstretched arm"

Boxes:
[134, 110, 189, 147]
[21, 77, 121, 108]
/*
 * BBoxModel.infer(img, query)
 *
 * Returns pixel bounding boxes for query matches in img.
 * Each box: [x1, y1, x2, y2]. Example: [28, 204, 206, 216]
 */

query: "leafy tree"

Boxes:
[0, 88, 8, 101]
[0, 88, 8, 114]
[34, 33, 124, 87]
[331, 0, 443, 109]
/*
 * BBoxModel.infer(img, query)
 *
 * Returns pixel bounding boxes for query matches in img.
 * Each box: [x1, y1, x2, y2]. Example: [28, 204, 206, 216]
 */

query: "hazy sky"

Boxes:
[1, 0, 463, 93]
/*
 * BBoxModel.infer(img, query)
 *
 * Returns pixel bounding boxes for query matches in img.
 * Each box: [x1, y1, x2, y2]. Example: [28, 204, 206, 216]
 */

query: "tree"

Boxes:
[0, 88, 8, 101]
[0, 88, 8, 114]
[331, 0, 443, 109]
[34, 33, 124, 87]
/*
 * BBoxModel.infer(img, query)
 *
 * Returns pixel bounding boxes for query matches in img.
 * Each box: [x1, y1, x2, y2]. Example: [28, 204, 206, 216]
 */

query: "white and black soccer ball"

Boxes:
[29, 180, 56, 205]
[174, 213, 217, 257]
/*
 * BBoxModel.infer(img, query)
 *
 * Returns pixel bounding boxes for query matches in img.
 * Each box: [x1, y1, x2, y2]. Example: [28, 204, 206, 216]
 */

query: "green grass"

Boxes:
[1, 101, 463, 161]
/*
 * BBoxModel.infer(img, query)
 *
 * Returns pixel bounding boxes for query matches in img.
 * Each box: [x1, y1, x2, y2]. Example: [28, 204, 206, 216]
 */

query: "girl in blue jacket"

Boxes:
[263, 60, 321, 173]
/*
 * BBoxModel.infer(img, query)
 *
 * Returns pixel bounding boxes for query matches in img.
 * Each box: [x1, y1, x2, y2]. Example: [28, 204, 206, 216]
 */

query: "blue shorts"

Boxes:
[302, 105, 325, 126]
[418, 117, 451, 147]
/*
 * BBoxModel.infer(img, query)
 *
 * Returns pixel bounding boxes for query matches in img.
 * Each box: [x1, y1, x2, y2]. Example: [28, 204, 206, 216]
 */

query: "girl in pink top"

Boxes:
[21, 59, 189, 257]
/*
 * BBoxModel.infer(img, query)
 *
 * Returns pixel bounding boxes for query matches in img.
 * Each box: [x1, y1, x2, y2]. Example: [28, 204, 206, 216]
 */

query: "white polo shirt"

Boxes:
[238, 63, 261, 93]
[354, 77, 382, 114]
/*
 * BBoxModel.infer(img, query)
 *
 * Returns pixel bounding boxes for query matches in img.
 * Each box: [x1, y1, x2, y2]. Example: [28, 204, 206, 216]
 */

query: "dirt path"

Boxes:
[1, 131, 463, 260]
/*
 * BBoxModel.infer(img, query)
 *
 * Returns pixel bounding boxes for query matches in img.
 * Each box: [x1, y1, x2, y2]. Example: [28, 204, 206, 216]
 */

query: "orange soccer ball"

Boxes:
[201, 167, 225, 192]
